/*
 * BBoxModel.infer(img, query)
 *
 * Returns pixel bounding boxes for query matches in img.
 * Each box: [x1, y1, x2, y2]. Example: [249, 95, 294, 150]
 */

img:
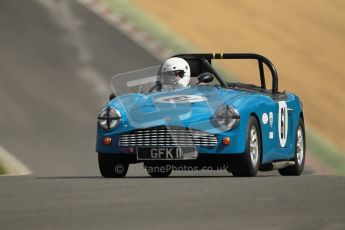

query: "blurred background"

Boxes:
[133, 0, 345, 150]
[0, 0, 344, 172]
[1, 1, 345, 229]
[105, 0, 345, 172]
[1, 0, 345, 174]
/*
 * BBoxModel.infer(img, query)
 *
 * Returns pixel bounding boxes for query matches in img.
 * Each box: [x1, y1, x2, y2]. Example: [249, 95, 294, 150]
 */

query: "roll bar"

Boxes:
[173, 53, 279, 94]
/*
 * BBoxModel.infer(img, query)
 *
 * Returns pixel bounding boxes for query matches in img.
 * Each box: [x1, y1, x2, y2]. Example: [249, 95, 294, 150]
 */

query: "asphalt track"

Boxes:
[0, 1, 344, 229]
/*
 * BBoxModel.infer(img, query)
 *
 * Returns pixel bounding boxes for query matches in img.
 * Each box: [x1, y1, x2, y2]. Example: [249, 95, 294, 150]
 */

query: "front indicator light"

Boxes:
[223, 137, 231, 145]
[104, 137, 112, 145]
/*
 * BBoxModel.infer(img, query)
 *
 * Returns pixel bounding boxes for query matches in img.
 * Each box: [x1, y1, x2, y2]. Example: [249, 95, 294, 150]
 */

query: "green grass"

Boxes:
[307, 129, 345, 175]
[0, 164, 5, 175]
[99, 0, 345, 175]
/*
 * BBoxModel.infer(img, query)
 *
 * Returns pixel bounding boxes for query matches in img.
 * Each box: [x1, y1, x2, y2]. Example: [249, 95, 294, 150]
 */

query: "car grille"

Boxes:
[118, 126, 217, 147]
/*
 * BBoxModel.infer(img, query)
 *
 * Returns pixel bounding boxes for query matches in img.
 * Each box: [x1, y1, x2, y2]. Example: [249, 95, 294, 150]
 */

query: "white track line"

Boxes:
[0, 145, 31, 176]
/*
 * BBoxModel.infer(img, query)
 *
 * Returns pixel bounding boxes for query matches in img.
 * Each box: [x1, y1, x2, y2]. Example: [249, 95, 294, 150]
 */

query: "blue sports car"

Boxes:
[96, 53, 305, 177]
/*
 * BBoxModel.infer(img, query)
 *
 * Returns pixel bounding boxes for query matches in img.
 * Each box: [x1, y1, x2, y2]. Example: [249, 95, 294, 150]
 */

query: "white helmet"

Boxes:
[160, 57, 191, 87]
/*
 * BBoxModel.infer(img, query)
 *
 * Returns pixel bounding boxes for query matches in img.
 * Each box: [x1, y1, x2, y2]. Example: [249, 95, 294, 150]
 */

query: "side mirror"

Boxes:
[197, 72, 215, 84]
[109, 93, 116, 100]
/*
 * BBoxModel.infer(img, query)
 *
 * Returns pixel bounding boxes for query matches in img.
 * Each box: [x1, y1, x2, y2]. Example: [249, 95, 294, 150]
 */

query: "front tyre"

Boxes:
[98, 153, 129, 178]
[279, 118, 306, 176]
[230, 116, 261, 177]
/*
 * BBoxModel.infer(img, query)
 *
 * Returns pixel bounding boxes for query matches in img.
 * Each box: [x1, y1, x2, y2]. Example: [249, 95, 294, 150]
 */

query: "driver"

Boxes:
[158, 57, 191, 89]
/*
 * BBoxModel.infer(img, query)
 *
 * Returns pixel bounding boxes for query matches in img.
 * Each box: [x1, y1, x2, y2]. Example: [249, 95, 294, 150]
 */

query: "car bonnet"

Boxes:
[113, 86, 246, 129]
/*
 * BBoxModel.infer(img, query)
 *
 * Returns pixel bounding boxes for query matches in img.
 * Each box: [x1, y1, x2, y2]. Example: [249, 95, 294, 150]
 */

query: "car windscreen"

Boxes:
[111, 65, 221, 96]
[111, 66, 160, 96]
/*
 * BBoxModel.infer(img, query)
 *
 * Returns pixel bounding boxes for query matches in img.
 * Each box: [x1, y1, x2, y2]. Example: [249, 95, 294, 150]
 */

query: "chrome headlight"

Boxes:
[97, 107, 121, 130]
[213, 105, 240, 131]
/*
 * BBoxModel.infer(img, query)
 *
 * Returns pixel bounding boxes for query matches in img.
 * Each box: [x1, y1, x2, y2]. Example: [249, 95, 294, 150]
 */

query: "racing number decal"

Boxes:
[155, 95, 207, 104]
[168, 96, 194, 103]
[281, 108, 286, 139]
[278, 101, 288, 147]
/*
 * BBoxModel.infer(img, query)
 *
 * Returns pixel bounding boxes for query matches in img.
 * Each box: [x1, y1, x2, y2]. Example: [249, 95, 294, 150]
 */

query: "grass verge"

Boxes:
[0, 164, 5, 175]
[307, 130, 345, 175]
[99, 0, 345, 175]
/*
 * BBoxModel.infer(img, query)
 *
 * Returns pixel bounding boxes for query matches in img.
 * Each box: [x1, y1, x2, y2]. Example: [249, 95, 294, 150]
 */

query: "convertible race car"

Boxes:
[96, 53, 306, 177]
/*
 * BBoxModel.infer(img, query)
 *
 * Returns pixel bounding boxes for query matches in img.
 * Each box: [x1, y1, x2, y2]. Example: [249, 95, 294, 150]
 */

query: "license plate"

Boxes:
[137, 147, 197, 160]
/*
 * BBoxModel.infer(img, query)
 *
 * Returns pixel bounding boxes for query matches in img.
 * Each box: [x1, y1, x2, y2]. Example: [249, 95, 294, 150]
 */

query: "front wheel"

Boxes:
[279, 118, 306, 176]
[98, 153, 129, 178]
[229, 116, 261, 177]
